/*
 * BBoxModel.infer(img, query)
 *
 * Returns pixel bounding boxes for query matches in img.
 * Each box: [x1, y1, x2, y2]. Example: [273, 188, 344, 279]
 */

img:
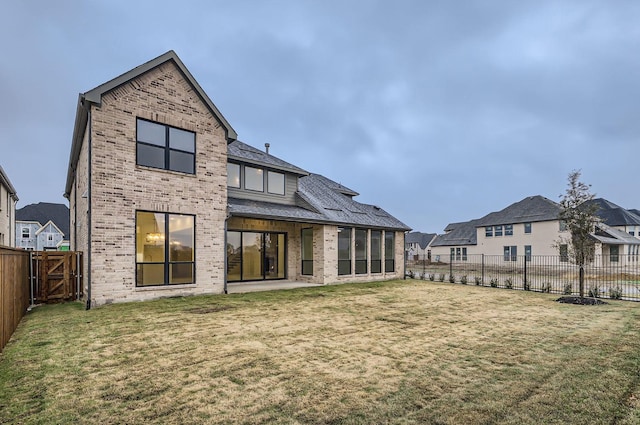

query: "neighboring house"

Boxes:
[64, 50, 410, 307]
[0, 165, 18, 247]
[15, 202, 70, 251]
[431, 195, 640, 266]
[583, 198, 640, 238]
[405, 231, 437, 261]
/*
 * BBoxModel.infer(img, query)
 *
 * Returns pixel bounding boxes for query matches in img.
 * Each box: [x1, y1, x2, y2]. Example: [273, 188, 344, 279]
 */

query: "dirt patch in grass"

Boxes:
[2, 281, 640, 424]
[556, 296, 609, 305]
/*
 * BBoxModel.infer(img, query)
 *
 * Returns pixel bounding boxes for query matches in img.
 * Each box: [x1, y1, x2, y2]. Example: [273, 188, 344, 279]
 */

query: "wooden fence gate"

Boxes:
[32, 252, 83, 303]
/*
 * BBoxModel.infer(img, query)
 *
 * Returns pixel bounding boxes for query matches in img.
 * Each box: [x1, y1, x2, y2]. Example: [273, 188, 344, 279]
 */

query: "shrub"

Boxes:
[449, 274, 456, 284]
[563, 283, 573, 295]
[474, 276, 482, 286]
[407, 270, 415, 279]
[490, 277, 498, 288]
[523, 279, 530, 291]
[609, 286, 623, 300]
[588, 285, 600, 298]
[541, 282, 552, 293]
[460, 275, 468, 285]
[428, 273, 435, 281]
[438, 273, 445, 282]
[505, 278, 513, 289]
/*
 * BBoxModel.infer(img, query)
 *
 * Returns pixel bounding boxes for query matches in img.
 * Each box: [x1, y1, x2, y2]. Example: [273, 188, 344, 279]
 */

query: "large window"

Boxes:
[227, 163, 240, 188]
[267, 171, 285, 195]
[226, 230, 286, 281]
[355, 229, 368, 274]
[371, 230, 382, 273]
[245, 166, 264, 191]
[301, 228, 313, 276]
[136, 119, 195, 174]
[385, 231, 395, 272]
[485, 227, 493, 237]
[136, 211, 195, 286]
[338, 227, 351, 275]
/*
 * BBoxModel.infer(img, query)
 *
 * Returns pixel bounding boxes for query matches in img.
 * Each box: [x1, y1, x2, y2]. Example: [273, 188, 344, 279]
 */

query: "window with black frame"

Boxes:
[301, 228, 313, 275]
[355, 229, 367, 274]
[385, 231, 395, 272]
[136, 119, 195, 174]
[136, 211, 195, 286]
[370, 230, 382, 273]
[338, 227, 351, 275]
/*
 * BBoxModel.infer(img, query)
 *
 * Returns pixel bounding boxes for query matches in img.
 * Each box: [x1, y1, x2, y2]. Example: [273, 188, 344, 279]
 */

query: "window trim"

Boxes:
[135, 210, 196, 287]
[136, 118, 196, 175]
[338, 227, 352, 276]
[267, 170, 286, 195]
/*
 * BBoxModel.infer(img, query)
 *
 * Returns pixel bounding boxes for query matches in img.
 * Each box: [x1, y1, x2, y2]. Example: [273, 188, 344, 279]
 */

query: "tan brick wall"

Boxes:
[83, 62, 227, 306]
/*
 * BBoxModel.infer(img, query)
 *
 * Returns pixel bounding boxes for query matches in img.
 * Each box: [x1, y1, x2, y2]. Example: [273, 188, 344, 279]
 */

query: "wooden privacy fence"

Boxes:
[1, 247, 30, 353]
[32, 252, 83, 304]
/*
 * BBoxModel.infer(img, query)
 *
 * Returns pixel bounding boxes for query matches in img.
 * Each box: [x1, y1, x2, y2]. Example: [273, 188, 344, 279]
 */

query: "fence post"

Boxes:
[482, 254, 485, 285]
[524, 255, 527, 290]
[449, 254, 453, 280]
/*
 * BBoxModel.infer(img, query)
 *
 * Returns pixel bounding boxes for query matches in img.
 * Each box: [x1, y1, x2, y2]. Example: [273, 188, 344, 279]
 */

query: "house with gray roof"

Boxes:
[431, 195, 640, 266]
[405, 232, 437, 261]
[0, 165, 18, 247]
[64, 50, 409, 307]
[15, 202, 70, 251]
[583, 198, 640, 238]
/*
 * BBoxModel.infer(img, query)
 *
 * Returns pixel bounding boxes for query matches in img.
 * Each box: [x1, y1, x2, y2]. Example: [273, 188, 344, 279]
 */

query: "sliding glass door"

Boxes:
[227, 231, 286, 282]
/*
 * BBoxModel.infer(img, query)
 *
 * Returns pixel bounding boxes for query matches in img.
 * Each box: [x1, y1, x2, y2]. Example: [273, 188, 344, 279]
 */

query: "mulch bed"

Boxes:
[556, 296, 608, 305]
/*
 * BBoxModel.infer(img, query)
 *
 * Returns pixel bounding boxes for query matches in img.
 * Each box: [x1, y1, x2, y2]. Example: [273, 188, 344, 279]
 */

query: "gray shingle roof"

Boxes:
[405, 232, 437, 249]
[16, 203, 70, 238]
[431, 220, 480, 247]
[583, 198, 640, 227]
[229, 173, 410, 231]
[475, 195, 560, 226]
[592, 223, 640, 245]
[228, 140, 308, 176]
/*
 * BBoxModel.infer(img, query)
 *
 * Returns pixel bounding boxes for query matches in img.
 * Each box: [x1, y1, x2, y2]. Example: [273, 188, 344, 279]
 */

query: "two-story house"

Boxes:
[0, 165, 18, 247]
[15, 203, 70, 251]
[65, 50, 409, 308]
[405, 231, 437, 261]
[431, 195, 640, 266]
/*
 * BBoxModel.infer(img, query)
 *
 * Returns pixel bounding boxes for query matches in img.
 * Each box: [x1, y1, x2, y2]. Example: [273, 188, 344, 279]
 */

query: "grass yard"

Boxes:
[1, 280, 640, 424]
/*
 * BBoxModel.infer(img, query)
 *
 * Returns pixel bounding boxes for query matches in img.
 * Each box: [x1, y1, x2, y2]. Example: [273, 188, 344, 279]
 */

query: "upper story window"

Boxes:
[559, 221, 568, 232]
[485, 226, 493, 237]
[22, 227, 30, 239]
[136, 119, 195, 174]
[244, 166, 264, 191]
[267, 171, 285, 195]
[505, 224, 513, 236]
[227, 163, 240, 188]
[524, 222, 532, 234]
[495, 225, 503, 237]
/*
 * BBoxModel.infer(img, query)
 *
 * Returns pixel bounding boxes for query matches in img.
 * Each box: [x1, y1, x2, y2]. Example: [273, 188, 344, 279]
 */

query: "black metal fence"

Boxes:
[406, 255, 640, 301]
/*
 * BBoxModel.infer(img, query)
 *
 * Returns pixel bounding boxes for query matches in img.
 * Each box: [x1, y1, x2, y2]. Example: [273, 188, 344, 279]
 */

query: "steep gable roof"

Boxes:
[228, 140, 308, 176]
[65, 50, 237, 198]
[35, 220, 64, 236]
[583, 198, 640, 227]
[592, 223, 640, 245]
[405, 232, 437, 249]
[475, 196, 560, 226]
[16, 203, 70, 237]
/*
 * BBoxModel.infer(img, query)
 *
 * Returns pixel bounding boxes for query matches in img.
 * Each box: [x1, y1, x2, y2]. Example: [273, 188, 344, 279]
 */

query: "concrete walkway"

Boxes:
[226, 280, 321, 294]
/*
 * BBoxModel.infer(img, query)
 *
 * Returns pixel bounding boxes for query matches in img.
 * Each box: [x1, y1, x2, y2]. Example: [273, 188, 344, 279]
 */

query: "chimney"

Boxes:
[265, 143, 270, 154]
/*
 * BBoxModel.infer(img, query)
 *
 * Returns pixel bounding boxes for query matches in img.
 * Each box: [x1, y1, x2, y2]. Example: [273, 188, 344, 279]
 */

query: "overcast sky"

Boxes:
[1, 1, 639, 232]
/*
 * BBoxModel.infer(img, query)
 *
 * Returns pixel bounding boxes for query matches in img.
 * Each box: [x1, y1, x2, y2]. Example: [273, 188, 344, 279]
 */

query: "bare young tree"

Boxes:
[557, 170, 599, 298]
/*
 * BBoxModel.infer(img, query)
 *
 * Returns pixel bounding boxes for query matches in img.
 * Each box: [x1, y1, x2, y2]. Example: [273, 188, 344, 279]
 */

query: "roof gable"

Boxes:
[65, 50, 237, 197]
[16, 203, 69, 237]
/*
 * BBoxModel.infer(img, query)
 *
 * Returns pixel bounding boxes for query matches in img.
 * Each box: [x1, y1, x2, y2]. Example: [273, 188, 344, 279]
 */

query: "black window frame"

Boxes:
[355, 228, 368, 274]
[505, 224, 513, 236]
[338, 227, 352, 275]
[136, 118, 196, 174]
[301, 228, 313, 276]
[384, 231, 395, 272]
[135, 210, 196, 287]
[524, 222, 532, 234]
[370, 230, 382, 274]
[485, 226, 493, 237]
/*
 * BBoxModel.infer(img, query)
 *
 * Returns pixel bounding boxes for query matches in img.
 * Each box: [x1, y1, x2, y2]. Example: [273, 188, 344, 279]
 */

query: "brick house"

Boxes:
[65, 51, 409, 307]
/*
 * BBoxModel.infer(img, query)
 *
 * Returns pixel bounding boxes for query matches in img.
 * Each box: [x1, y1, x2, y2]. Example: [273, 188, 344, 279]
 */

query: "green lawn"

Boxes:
[1, 280, 640, 424]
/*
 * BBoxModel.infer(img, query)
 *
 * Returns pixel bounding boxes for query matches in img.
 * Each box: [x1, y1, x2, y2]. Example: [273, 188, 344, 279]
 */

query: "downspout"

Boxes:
[86, 107, 92, 310]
